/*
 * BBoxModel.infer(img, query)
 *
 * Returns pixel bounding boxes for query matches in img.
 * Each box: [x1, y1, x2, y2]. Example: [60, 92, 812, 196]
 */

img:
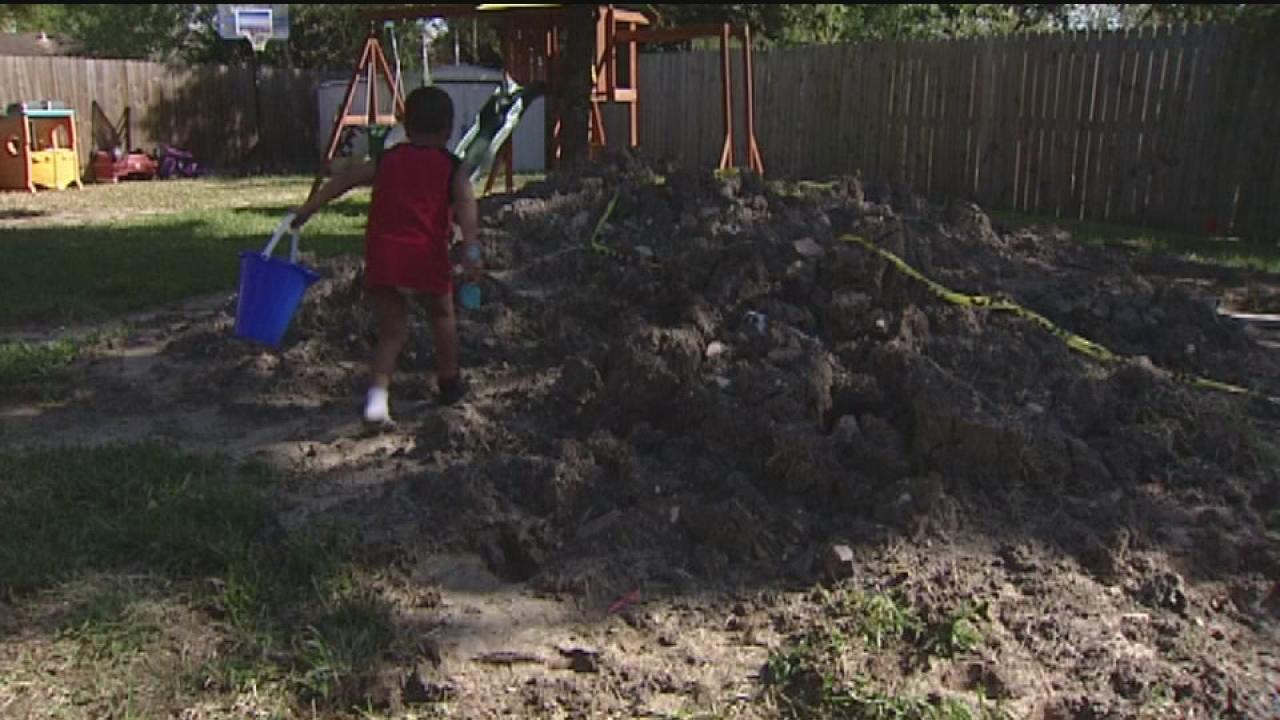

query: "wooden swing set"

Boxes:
[315, 4, 763, 197]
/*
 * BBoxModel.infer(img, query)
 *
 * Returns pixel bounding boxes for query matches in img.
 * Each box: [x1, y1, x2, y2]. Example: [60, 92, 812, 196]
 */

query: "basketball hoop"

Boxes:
[216, 4, 288, 53]
[214, 4, 288, 171]
[243, 30, 270, 53]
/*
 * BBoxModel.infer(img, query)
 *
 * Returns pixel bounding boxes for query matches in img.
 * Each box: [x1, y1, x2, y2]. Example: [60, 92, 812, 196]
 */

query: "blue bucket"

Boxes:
[234, 222, 320, 347]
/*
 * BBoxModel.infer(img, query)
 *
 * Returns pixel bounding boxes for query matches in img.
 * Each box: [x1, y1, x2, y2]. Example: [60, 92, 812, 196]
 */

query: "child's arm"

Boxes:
[453, 164, 482, 280]
[292, 160, 377, 228]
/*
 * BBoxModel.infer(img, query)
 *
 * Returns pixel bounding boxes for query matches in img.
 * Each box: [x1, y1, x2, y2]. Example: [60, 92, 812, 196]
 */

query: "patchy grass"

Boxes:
[764, 588, 1004, 720]
[766, 640, 1008, 720]
[830, 589, 921, 652]
[0, 443, 273, 597]
[0, 176, 320, 227]
[0, 172, 545, 327]
[918, 601, 988, 660]
[293, 594, 398, 706]
[991, 210, 1280, 275]
[0, 329, 138, 402]
[0, 443, 399, 717]
[0, 339, 78, 390]
[0, 196, 369, 326]
[52, 581, 170, 666]
[1137, 682, 1178, 720]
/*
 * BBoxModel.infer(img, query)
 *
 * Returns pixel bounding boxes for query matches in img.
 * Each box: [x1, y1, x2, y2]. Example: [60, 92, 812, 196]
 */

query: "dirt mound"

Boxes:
[161, 157, 1279, 715]
[399, 164, 1277, 551]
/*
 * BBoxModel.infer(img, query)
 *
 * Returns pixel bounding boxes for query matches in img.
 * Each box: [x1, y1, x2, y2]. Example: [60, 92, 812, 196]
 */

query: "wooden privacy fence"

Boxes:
[0, 56, 329, 172]
[635, 25, 1280, 241]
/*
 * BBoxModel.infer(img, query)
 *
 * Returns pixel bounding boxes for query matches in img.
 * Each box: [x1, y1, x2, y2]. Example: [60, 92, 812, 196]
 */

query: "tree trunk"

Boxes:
[558, 5, 596, 171]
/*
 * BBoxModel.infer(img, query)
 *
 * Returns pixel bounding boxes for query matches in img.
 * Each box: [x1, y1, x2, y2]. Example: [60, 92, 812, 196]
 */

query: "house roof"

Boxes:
[0, 32, 69, 57]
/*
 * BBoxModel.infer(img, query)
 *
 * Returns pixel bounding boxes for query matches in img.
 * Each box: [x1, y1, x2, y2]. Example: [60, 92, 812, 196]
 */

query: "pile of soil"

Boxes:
[271, 157, 1280, 714]
[277, 161, 1278, 576]
[14, 155, 1278, 716]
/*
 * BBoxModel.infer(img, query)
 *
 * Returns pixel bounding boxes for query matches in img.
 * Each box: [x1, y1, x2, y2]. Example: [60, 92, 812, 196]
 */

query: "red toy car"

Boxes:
[93, 148, 157, 183]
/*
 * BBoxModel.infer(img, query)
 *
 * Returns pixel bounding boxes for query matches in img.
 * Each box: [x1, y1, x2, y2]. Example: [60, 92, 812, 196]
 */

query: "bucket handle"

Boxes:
[260, 213, 301, 263]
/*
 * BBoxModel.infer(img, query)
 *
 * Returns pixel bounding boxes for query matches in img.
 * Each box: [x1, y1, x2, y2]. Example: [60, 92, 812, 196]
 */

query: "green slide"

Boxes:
[453, 78, 546, 182]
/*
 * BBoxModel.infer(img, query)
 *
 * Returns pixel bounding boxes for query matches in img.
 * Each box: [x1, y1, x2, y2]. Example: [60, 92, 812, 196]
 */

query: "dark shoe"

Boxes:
[437, 374, 470, 406]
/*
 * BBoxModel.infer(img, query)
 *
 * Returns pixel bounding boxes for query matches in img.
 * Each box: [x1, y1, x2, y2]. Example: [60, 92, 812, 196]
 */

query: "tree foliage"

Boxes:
[1137, 3, 1280, 34]
[3, 4, 1275, 69]
[649, 3, 1277, 46]
[647, 4, 1072, 46]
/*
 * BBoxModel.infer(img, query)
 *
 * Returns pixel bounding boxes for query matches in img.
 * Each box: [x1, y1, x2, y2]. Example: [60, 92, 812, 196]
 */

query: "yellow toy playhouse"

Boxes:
[0, 103, 83, 192]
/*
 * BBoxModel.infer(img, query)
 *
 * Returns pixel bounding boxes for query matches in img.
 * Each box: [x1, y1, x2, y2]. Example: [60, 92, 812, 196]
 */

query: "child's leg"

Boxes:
[367, 287, 411, 388]
[420, 292, 459, 384]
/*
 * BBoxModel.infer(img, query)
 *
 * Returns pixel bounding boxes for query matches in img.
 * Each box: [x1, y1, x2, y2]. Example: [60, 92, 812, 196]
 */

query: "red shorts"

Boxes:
[364, 236, 452, 296]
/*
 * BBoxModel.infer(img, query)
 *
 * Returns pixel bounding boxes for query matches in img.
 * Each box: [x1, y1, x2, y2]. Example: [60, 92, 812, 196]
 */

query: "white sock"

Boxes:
[364, 386, 391, 423]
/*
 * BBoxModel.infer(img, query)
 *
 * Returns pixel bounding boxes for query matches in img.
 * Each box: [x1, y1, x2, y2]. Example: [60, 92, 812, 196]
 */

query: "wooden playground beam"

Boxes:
[741, 24, 763, 175]
[309, 30, 406, 201]
[718, 23, 733, 171]
[361, 4, 646, 24]
[615, 21, 763, 175]
[611, 9, 648, 25]
[360, 4, 566, 22]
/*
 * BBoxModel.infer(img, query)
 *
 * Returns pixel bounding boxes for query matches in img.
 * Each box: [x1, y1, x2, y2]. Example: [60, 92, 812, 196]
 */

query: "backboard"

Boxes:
[215, 4, 289, 51]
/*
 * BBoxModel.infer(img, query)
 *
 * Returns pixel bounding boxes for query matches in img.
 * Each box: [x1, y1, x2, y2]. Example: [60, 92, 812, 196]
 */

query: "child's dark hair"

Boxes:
[404, 86, 453, 135]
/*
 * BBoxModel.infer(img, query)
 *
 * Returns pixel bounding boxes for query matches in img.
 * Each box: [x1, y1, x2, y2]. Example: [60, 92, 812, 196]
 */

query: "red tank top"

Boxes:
[363, 144, 461, 293]
[366, 144, 459, 247]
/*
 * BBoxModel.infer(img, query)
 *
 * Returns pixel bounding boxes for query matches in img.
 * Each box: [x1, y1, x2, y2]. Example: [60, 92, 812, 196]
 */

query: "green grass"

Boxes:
[918, 602, 988, 660]
[836, 590, 921, 652]
[0, 175, 322, 221]
[819, 681, 1006, 720]
[56, 586, 160, 661]
[764, 589, 1003, 720]
[0, 443, 398, 715]
[294, 595, 397, 705]
[0, 198, 369, 325]
[992, 210, 1280, 274]
[0, 443, 273, 597]
[766, 647, 1009, 720]
[0, 338, 78, 388]
[0, 172, 549, 327]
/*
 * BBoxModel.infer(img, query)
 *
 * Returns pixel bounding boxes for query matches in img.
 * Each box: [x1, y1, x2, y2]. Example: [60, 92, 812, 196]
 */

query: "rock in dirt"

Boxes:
[1139, 571, 1190, 614]
[475, 651, 545, 666]
[793, 237, 825, 258]
[558, 647, 602, 674]
[822, 544, 856, 582]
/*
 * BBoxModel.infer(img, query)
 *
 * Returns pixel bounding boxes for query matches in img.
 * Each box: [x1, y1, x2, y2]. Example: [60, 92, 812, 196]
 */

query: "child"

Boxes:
[292, 86, 480, 424]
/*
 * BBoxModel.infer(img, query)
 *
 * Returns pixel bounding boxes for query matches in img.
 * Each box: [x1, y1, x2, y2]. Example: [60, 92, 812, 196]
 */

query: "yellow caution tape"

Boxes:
[588, 190, 622, 259]
[586, 190, 660, 269]
[839, 233, 1255, 399]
